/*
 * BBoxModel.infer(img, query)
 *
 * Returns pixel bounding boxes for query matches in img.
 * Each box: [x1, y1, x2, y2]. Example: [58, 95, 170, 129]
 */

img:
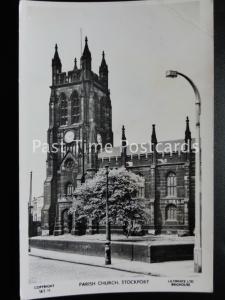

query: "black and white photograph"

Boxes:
[19, 0, 214, 298]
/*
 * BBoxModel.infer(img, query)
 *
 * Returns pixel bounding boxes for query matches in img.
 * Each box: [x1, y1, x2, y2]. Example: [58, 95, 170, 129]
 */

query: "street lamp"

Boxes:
[105, 165, 111, 265]
[81, 126, 86, 184]
[166, 70, 202, 273]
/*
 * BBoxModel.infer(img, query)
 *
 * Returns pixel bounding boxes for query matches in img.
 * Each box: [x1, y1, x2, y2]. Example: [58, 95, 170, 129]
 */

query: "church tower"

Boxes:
[41, 38, 113, 235]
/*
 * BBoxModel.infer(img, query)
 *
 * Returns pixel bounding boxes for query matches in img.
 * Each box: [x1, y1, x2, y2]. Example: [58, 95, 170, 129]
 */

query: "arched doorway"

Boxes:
[62, 209, 72, 233]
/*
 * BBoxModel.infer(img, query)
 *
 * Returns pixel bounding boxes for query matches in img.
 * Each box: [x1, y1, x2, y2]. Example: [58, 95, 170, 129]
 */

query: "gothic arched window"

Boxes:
[100, 97, 106, 128]
[71, 91, 80, 124]
[66, 183, 73, 196]
[167, 172, 177, 197]
[64, 158, 75, 171]
[136, 173, 145, 199]
[94, 94, 100, 126]
[60, 93, 68, 125]
[165, 204, 177, 221]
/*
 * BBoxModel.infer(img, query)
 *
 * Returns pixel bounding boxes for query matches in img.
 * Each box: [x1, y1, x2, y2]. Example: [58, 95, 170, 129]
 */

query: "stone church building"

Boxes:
[41, 38, 195, 236]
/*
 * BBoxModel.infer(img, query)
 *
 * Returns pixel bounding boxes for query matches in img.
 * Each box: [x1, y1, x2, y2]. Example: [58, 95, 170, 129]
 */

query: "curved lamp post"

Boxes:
[105, 165, 111, 265]
[166, 70, 202, 273]
[81, 126, 86, 184]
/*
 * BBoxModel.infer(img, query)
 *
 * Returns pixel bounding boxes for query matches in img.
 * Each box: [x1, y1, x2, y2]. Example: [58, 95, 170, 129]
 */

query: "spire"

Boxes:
[81, 36, 91, 70]
[151, 124, 157, 144]
[81, 36, 91, 59]
[52, 43, 62, 85]
[52, 43, 61, 67]
[74, 57, 78, 70]
[99, 50, 108, 89]
[100, 51, 108, 71]
[185, 116, 191, 142]
[122, 125, 126, 146]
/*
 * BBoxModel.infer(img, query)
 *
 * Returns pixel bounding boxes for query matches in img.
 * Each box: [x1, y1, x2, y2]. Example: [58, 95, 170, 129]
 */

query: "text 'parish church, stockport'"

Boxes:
[41, 37, 195, 236]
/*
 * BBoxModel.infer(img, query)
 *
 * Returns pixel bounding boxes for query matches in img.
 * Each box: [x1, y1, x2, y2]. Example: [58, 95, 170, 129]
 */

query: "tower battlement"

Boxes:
[51, 37, 108, 91]
[51, 69, 107, 90]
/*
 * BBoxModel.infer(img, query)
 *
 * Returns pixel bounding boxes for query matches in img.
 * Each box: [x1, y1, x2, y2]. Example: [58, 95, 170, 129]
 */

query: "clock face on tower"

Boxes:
[64, 130, 75, 144]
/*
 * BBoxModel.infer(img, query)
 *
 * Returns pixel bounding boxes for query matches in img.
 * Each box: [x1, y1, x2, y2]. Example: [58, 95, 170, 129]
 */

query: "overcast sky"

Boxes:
[20, 0, 213, 199]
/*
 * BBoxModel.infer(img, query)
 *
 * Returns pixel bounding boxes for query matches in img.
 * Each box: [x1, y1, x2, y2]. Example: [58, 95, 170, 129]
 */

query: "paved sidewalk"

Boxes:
[29, 247, 198, 277]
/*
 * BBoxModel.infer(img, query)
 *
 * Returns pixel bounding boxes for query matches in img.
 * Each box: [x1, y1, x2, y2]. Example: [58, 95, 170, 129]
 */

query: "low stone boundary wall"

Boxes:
[30, 238, 194, 263]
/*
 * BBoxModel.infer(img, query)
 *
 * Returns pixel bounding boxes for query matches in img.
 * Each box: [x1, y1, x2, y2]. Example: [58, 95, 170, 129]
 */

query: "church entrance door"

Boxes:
[62, 209, 72, 234]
